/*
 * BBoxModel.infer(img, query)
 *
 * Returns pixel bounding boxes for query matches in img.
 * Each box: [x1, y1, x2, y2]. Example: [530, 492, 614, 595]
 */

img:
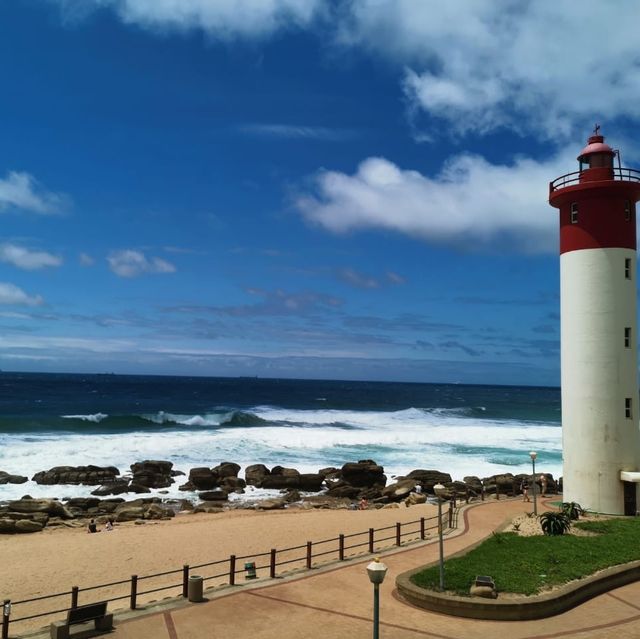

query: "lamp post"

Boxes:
[433, 482, 446, 591]
[529, 451, 538, 516]
[366, 557, 388, 639]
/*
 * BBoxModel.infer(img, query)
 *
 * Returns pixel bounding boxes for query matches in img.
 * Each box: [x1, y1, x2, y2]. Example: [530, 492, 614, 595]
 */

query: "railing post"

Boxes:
[270, 549, 276, 579]
[395, 522, 401, 546]
[229, 555, 236, 586]
[2, 599, 10, 639]
[481, 485, 485, 501]
[306, 542, 312, 570]
[71, 586, 79, 609]
[496, 485, 500, 500]
[339, 534, 345, 561]
[182, 565, 189, 598]
[465, 488, 470, 504]
[448, 501, 453, 528]
[420, 517, 425, 540]
[368, 527, 374, 553]
[130, 575, 138, 610]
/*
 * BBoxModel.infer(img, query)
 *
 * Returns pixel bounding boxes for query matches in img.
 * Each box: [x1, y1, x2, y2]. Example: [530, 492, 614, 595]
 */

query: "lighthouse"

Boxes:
[549, 127, 640, 515]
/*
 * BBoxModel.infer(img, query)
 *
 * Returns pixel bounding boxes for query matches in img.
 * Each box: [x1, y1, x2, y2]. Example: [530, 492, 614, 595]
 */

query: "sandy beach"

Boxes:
[1, 501, 439, 633]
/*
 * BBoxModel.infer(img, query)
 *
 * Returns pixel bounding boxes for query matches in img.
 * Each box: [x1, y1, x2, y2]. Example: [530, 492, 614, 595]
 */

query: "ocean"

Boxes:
[0, 372, 563, 502]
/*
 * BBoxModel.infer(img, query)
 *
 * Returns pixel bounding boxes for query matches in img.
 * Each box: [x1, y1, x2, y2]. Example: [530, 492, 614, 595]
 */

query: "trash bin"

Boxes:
[188, 575, 204, 602]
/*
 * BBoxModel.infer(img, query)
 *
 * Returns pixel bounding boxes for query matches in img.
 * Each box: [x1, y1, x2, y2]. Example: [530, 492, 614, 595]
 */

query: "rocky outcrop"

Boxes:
[91, 481, 130, 497]
[113, 498, 175, 522]
[7, 498, 74, 519]
[245, 464, 270, 486]
[405, 470, 452, 494]
[130, 460, 174, 489]
[32, 465, 120, 486]
[382, 479, 417, 501]
[0, 518, 44, 533]
[182, 462, 242, 491]
[0, 471, 28, 484]
[341, 460, 386, 488]
[198, 490, 228, 501]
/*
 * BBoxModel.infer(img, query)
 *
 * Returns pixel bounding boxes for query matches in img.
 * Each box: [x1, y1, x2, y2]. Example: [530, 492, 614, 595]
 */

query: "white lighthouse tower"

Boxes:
[549, 127, 640, 515]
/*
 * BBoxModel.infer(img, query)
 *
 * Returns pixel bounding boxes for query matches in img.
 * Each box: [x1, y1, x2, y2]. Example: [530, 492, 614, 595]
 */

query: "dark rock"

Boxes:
[8, 498, 73, 519]
[179, 481, 196, 491]
[283, 490, 301, 502]
[271, 466, 300, 477]
[341, 460, 386, 488]
[198, 490, 228, 501]
[128, 482, 152, 494]
[65, 498, 101, 510]
[257, 498, 286, 510]
[211, 462, 241, 478]
[15, 519, 44, 533]
[32, 465, 120, 486]
[0, 471, 28, 484]
[318, 467, 341, 480]
[188, 468, 218, 491]
[382, 479, 417, 501]
[220, 476, 246, 491]
[325, 484, 361, 499]
[245, 464, 270, 486]
[91, 481, 130, 497]
[463, 476, 483, 491]
[405, 470, 452, 493]
[130, 460, 174, 489]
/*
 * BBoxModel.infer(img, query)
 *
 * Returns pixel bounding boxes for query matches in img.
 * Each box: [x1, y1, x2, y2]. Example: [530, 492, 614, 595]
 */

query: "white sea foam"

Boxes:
[61, 413, 108, 423]
[0, 405, 563, 503]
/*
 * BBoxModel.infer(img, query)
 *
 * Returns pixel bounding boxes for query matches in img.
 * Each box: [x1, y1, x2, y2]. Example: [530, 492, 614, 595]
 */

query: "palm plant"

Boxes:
[561, 502, 585, 520]
[540, 511, 571, 536]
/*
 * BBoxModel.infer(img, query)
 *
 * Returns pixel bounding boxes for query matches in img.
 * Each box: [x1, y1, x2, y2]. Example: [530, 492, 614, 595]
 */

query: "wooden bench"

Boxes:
[50, 601, 113, 639]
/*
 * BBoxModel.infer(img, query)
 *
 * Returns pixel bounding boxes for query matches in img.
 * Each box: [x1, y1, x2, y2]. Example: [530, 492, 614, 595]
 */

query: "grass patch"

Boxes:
[411, 518, 640, 596]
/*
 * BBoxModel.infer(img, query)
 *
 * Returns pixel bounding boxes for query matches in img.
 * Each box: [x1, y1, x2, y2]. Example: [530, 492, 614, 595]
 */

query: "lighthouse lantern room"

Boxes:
[549, 127, 640, 515]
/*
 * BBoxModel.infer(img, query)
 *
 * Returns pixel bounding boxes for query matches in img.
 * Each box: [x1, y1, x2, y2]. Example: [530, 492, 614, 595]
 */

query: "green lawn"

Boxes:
[410, 518, 640, 596]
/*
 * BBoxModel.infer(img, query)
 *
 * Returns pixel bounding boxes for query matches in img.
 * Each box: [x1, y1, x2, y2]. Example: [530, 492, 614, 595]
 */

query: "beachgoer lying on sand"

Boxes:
[87, 519, 99, 533]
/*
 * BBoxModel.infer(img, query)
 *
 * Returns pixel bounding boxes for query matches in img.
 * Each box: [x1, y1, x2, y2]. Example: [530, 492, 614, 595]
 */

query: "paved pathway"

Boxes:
[34, 498, 640, 639]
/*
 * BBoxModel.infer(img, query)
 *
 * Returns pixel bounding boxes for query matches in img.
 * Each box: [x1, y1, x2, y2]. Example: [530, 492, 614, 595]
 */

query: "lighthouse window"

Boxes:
[625, 200, 632, 221]
[570, 203, 578, 224]
[625, 327, 632, 348]
[626, 398, 633, 419]
[625, 258, 632, 280]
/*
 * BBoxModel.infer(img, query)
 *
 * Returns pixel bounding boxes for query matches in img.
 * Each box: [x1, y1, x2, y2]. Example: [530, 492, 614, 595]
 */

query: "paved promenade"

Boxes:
[36, 497, 640, 639]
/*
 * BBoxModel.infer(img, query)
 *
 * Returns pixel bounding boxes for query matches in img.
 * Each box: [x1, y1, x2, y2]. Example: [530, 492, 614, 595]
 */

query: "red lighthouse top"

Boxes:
[549, 126, 640, 255]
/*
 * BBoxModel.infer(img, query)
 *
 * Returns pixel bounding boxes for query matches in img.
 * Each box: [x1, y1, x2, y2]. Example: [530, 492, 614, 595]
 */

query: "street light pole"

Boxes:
[433, 483, 446, 592]
[529, 451, 538, 516]
[366, 558, 387, 639]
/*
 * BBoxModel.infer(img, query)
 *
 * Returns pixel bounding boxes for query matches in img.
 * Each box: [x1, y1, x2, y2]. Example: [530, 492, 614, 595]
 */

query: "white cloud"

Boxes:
[54, 0, 323, 38]
[296, 151, 574, 253]
[0, 283, 44, 306]
[240, 124, 351, 141]
[0, 244, 62, 270]
[335, 0, 640, 138]
[108, 249, 176, 277]
[0, 171, 68, 214]
[79, 252, 95, 266]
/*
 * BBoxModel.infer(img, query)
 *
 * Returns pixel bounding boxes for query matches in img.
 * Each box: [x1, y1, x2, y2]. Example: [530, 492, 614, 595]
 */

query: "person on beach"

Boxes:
[414, 484, 422, 495]
[87, 519, 99, 533]
[359, 497, 369, 510]
[105, 519, 114, 531]
[540, 475, 548, 497]
[521, 480, 530, 502]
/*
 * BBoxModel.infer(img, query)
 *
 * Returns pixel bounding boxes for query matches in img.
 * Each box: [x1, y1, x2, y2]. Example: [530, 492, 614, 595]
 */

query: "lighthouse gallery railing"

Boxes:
[549, 167, 640, 193]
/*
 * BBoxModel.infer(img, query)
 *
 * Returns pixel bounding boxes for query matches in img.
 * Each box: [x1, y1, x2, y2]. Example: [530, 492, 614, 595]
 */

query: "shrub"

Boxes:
[561, 502, 586, 520]
[540, 511, 571, 536]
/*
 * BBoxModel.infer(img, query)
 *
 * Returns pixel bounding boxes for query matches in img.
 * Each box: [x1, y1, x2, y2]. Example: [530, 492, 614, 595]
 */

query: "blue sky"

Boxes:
[0, 0, 638, 385]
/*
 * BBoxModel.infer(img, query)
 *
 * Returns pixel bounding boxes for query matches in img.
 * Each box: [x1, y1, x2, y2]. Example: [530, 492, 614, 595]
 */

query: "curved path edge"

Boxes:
[396, 557, 640, 621]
